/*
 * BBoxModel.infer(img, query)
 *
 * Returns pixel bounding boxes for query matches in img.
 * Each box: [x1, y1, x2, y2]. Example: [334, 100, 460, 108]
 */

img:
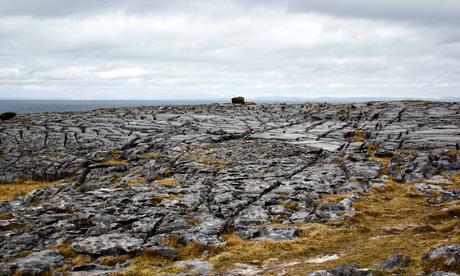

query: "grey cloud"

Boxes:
[273, 0, 460, 25]
[1, 0, 459, 25]
[0, 0, 458, 99]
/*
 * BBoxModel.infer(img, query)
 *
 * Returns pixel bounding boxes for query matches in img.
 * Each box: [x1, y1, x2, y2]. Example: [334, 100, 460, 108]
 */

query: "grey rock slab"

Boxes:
[71, 233, 144, 255]
[1, 250, 64, 275]
[255, 227, 298, 241]
[174, 259, 213, 276]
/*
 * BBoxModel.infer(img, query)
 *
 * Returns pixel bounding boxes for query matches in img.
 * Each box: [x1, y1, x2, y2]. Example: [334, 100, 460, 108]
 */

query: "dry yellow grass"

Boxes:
[101, 158, 128, 165]
[369, 156, 392, 175]
[367, 144, 378, 153]
[281, 201, 299, 211]
[449, 172, 460, 189]
[0, 213, 14, 220]
[186, 218, 199, 225]
[353, 131, 366, 142]
[138, 151, 161, 159]
[0, 180, 60, 202]
[324, 192, 357, 202]
[56, 242, 77, 259]
[100, 149, 129, 165]
[122, 237, 221, 275]
[122, 250, 180, 275]
[209, 180, 460, 275]
[154, 178, 177, 186]
[98, 254, 130, 266]
[127, 177, 146, 186]
[200, 159, 226, 170]
[71, 255, 92, 266]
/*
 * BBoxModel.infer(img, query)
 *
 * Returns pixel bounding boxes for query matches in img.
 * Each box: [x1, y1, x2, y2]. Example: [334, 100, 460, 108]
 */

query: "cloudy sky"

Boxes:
[0, 0, 459, 100]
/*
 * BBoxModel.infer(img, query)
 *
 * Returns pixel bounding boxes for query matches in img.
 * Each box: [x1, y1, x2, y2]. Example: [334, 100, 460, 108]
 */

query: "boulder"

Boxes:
[231, 96, 245, 105]
[0, 112, 16, 121]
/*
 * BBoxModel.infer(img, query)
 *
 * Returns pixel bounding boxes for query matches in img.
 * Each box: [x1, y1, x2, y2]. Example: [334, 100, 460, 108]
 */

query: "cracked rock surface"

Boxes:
[0, 101, 459, 274]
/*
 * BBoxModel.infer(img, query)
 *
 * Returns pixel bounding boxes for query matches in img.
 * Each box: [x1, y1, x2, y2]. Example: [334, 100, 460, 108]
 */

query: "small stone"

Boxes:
[374, 150, 394, 158]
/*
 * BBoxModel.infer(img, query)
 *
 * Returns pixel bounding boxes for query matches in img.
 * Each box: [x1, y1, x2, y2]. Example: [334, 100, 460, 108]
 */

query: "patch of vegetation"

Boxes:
[367, 144, 378, 153]
[154, 178, 177, 186]
[0, 180, 61, 202]
[353, 131, 366, 142]
[0, 213, 14, 220]
[138, 151, 161, 159]
[200, 159, 226, 170]
[186, 218, 199, 225]
[0, 221, 25, 231]
[122, 251, 179, 275]
[324, 192, 358, 203]
[101, 149, 128, 164]
[56, 242, 77, 259]
[281, 201, 299, 211]
[127, 177, 147, 185]
[71, 255, 92, 266]
[101, 158, 129, 165]
[122, 235, 222, 275]
[98, 254, 130, 266]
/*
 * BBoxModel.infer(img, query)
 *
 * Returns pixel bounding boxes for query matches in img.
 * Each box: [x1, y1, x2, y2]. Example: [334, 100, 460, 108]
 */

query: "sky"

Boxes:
[0, 0, 459, 100]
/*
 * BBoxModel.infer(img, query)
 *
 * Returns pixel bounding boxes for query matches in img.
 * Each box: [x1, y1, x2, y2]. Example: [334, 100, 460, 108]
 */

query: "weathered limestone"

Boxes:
[0, 101, 459, 274]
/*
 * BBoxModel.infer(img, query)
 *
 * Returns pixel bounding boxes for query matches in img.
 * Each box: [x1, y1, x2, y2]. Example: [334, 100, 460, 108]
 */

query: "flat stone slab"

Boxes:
[71, 233, 144, 255]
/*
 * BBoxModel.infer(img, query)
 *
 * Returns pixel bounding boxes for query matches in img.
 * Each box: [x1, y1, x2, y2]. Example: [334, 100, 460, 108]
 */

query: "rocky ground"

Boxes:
[0, 101, 459, 275]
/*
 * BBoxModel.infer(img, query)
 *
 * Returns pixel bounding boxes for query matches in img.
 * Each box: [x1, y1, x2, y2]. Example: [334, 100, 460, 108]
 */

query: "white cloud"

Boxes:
[0, 68, 23, 79]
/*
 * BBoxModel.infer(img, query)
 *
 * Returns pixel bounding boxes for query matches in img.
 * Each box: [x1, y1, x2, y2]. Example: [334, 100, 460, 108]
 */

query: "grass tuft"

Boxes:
[71, 255, 92, 266]
[98, 254, 130, 266]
